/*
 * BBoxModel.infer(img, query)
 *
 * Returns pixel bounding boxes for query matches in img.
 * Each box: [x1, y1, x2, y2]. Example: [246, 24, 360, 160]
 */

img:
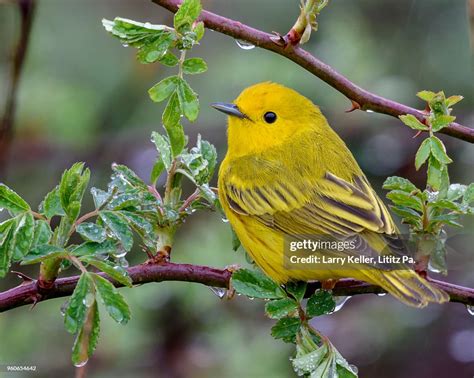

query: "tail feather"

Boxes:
[362, 270, 449, 308]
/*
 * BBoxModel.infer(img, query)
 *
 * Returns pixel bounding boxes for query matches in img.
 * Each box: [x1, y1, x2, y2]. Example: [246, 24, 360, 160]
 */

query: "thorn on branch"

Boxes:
[11, 270, 34, 283]
[345, 100, 361, 113]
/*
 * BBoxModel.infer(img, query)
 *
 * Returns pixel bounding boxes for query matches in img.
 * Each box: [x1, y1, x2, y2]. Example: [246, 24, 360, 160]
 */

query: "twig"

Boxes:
[0, 262, 472, 312]
[0, 0, 37, 172]
[151, 0, 474, 143]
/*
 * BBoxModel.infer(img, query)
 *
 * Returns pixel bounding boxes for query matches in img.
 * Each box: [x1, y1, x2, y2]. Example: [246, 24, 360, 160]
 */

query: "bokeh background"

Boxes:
[0, 0, 473, 377]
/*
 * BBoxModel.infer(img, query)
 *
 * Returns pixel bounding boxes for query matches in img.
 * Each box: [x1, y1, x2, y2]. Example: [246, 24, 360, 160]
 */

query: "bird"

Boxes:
[211, 82, 449, 308]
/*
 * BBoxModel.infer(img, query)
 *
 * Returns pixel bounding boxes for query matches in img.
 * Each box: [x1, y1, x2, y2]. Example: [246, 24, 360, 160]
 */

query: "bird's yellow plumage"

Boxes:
[214, 82, 448, 308]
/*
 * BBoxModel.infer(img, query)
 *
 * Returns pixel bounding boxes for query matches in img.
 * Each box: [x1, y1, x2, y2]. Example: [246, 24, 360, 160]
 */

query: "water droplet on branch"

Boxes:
[333, 296, 351, 312]
[466, 305, 474, 316]
[209, 286, 227, 299]
[235, 39, 255, 50]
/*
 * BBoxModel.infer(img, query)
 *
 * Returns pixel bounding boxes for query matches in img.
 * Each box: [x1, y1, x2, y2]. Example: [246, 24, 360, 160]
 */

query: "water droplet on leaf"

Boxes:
[221, 217, 229, 223]
[82, 293, 95, 307]
[235, 39, 255, 50]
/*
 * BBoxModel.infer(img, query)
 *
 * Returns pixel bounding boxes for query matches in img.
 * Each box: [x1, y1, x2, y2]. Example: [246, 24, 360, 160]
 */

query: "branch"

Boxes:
[152, 0, 474, 144]
[0, 262, 472, 313]
[0, 0, 37, 171]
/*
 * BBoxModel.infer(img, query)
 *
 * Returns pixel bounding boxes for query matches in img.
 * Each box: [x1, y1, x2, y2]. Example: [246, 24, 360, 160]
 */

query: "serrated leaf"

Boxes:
[59, 163, 90, 220]
[137, 32, 174, 64]
[92, 273, 131, 324]
[81, 257, 132, 287]
[0, 219, 15, 277]
[446, 95, 463, 107]
[90, 187, 112, 209]
[42, 186, 65, 218]
[265, 298, 298, 319]
[151, 132, 172, 170]
[72, 300, 100, 367]
[382, 176, 417, 193]
[176, 78, 199, 122]
[182, 57, 207, 74]
[71, 239, 117, 257]
[231, 268, 286, 299]
[31, 219, 53, 249]
[429, 136, 452, 165]
[415, 138, 431, 170]
[174, 0, 202, 32]
[150, 159, 165, 186]
[386, 190, 423, 212]
[64, 273, 95, 334]
[390, 206, 422, 227]
[293, 343, 329, 376]
[149, 75, 178, 103]
[416, 90, 436, 102]
[427, 156, 442, 191]
[463, 183, 474, 204]
[285, 281, 307, 302]
[431, 115, 456, 132]
[21, 245, 67, 264]
[270, 317, 301, 343]
[193, 21, 205, 41]
[158, 52, 179, 66]
[11, 212, 35, 261]
[447, 184, 466, 202]
[306, 290, 335, 317]
[399, 114, 428, 131]
[429, 199, 460, 211]
[77, 222, 107, 243]
[120, 210, 153, 235]
[99, 211, 133, 251]
[111, 164, 148, 191]
[163, 96, 187, 157]
[0, 184, 30, 215]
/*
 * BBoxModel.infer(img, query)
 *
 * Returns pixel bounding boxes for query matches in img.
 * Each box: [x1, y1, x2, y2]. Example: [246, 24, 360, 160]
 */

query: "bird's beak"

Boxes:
[210, 102, 247, 119]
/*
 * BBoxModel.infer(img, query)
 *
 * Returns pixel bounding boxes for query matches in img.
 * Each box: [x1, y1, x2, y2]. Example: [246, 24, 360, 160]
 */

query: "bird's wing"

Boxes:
[222, 167, 404, 261]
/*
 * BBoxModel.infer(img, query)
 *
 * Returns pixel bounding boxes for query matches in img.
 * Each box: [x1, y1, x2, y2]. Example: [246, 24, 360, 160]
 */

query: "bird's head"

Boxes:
[211, 82, 325, 157]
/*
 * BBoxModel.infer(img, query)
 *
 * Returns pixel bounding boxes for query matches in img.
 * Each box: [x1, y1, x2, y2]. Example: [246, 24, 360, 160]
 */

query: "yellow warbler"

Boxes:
[212, 82, 448, 308]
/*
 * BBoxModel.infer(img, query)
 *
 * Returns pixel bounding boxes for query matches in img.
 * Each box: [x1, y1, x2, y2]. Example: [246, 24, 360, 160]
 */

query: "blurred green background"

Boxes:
[0, 0, 473, 377]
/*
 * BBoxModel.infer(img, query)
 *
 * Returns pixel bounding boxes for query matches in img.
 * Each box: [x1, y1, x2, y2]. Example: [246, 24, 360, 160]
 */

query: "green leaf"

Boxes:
[64, 273, 95, 334]
[59, 163, 90, 220]
[42, 186, 65, 218]
[198, 137, 217, 181]
[382, 176, 417, 193]
[427, 156, 442, 191]
[151, 132, 172, 170]
[90, 187, 112, 209]
[447, 184, 466, 202]
[463, 183, 474, 204]
[182, 57, 207, 74]
[193, 21, 205, 41]
[415, 138, 431, 170]
[429, 199, 460, 211]
[231, 226, 241, 251]
[120, 210, 153, 235]
[431, 115, 456, 132]
[386, 190, 423, 212]
[446, 95, 463, 107]
[0, 219, 15, 277]
[150, 159, 166, 186]
[99, 211, 133, 251]
[285, 281, 307, 302]
[31, 219, 53, 249]
[136, 32, 174, 64]
[111, 164, 148, 191]
[148, 76, 178, 103]
[390, 206, 422, 227]
[416, 90, 436, 102]
[21, 245, 67, 264]
[163, 91, 181, 127]
[77, 222, 107, 243]
[429, 136, 452, 165]
[0, 184, 30, 215]
[11, 212, 35, 261]
[399, 114, 428, 131]
[176, 78, 199, 122]
[306, 290, 335, 317]
[174, 0, 202, 32]
[265, 298, 298, 319]
[81, 257, 132, 287]
[231, 268, 286, 299]
[158, 52, 179, 66]
[92, 273, 131, 324]
[163, 94, 187, 157]
[270, 317, 301, 343]
[71, 240, 117, 257]
[72, 300, 100, 367]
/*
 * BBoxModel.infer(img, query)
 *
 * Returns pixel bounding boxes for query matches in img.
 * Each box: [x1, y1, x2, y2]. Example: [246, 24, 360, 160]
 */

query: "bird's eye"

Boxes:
[263, 111, 277, 124]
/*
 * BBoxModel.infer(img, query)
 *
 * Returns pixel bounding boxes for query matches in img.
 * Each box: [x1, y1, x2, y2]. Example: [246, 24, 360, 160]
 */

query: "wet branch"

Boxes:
[0, 262, 472, 312]
[0, 0, 37, 171]
[152, 0, 474, 143]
